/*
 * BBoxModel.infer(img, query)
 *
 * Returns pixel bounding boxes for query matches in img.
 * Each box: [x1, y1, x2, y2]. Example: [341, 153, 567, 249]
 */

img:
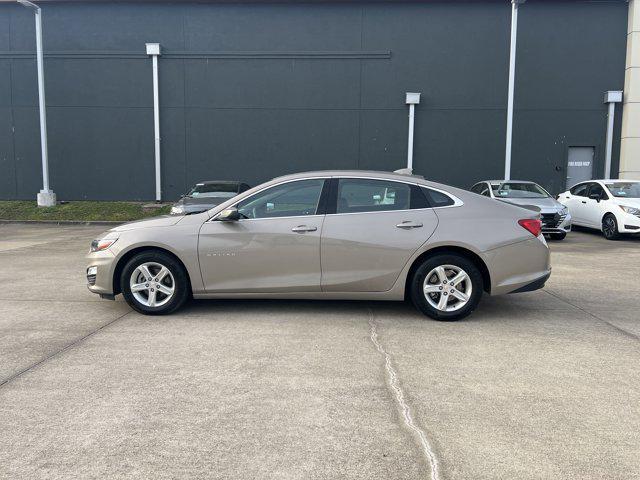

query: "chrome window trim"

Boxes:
[208, 174, 463, 222]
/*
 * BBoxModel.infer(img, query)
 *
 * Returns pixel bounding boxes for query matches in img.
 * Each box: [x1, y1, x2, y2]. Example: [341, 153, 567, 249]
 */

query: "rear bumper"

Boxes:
[482, 236, 551, 296]
[509, 271, 551, 294]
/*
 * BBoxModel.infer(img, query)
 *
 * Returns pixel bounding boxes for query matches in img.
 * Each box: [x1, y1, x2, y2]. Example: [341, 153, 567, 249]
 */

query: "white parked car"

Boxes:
[557, 180, 640, 240]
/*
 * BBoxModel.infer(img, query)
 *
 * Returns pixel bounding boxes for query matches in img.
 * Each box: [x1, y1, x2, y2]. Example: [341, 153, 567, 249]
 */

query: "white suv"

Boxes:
[557, 180, 640, 240]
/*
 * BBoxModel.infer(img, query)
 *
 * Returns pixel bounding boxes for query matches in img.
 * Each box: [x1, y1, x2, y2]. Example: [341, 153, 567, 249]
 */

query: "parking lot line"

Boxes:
[0, 310, 131, 389]
[542, 289, 640, 342]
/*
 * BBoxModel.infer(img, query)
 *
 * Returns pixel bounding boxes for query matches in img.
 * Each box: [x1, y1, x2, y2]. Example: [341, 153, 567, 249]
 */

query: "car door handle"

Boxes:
[581, 201, 587, 204]
[396, 221, 423, 229]
[291, 225, 317, 233]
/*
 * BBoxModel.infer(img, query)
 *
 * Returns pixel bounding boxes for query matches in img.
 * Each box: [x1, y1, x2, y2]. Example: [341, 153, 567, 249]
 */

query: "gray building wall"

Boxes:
[0, 0, 628, 201]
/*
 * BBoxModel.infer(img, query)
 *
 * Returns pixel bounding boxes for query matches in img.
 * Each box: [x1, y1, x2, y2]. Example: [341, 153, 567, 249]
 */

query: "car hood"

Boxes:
[110, 215, 183, 232]
[612, 197, 640, 208]
[497, 196, 563, 212]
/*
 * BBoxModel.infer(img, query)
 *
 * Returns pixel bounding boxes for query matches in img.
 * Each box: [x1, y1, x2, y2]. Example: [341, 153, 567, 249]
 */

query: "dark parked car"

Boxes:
[171, 181, 251, 215]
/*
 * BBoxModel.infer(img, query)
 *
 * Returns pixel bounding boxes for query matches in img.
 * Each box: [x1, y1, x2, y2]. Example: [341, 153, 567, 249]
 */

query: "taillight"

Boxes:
[518, 218, 542, 237]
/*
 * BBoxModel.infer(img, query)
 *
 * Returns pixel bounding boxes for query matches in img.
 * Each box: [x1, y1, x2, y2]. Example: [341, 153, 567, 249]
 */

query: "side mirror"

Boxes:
[217, 207, 241, 221]
[589, 193, 601, 202]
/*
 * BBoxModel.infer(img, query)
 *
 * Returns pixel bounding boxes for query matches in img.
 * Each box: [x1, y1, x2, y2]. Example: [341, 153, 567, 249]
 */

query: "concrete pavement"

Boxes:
[0, 224, 638, 479]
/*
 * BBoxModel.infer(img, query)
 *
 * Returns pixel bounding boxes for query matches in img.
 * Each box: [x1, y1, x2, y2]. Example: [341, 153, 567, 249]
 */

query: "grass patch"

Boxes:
[0, 201, 172, 222]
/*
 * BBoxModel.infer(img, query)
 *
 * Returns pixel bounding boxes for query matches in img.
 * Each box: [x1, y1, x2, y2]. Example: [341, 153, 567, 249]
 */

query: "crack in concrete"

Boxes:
[368, 309, 441, 480]
[0, 310, 132, 389]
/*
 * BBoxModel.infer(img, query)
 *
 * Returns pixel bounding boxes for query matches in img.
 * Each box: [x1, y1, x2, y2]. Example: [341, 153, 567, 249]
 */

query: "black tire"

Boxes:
[549, 232, 567, 241]
[602, 213, 621, 241]
[410, 254, 484, 321]
[120, 250, 190, 315]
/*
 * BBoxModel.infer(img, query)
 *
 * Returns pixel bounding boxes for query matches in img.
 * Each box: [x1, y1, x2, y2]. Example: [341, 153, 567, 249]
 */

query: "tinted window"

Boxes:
[188, 182, 239, 199]
[423, 188, 455, 207]
[587, 183, 608, 200]
[570, 184, 589, 197]
[495, 182, 549, 199]
[337, 179, 410, 213]
[470, 184, 484, 194]
[236, 179, 324, 219]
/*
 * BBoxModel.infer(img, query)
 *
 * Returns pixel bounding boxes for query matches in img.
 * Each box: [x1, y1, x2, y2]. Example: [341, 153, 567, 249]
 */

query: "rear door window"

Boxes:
[336, 179, 411, 214]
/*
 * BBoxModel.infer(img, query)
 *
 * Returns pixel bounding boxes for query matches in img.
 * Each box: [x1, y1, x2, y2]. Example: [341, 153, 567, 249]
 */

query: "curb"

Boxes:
[0, 219, 125, 226]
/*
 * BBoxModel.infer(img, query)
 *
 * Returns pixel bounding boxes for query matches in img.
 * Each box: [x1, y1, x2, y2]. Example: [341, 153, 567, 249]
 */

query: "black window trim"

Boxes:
[324, 176, 462, 216]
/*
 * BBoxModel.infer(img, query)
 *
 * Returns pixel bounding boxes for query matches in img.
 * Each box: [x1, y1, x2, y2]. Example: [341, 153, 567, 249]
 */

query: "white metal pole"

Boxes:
[34, 7, 50, 194]
[18, 0, 55, 205]
[152, 55, 161, 202]
[407, 104, 415, 171]
[504, 0, 521, 181]
[604, 102, 615, 180]
[146, 43, 162, 202]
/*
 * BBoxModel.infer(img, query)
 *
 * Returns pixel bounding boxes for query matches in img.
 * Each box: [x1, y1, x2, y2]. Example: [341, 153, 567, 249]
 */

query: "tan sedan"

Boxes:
[87, 171, 550, 321]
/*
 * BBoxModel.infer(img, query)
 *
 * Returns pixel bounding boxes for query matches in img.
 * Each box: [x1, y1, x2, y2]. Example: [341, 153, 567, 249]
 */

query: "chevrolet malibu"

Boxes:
[87, 171, 551, 321]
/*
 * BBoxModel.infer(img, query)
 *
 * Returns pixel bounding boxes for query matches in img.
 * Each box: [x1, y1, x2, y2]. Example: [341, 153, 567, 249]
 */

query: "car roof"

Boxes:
[196, 180, 246, 185]
[271, 170, 425, 183]
[475, 180, 537, 185]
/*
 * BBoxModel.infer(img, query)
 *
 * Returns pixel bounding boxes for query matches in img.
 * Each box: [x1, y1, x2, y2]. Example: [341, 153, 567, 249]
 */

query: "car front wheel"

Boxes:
[410, 254, 484, 321]
[121, 251, 190, 315]
[602, 213, 621, 241]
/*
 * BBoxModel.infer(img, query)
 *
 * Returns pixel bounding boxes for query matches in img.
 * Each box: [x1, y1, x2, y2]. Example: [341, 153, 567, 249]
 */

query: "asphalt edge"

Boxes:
[0, 219, 125, 226]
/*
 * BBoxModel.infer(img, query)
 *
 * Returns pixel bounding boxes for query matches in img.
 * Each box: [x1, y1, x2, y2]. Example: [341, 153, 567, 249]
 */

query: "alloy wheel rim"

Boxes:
[129, 262, 175, 307]
[603, 217, 616, 237]
[423, 264, 472, 312]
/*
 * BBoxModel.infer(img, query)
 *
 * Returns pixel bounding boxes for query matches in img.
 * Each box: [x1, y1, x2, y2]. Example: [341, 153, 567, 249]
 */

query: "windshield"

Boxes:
[495, 182, 550, 199]
[187, 183, 238, 199]
[604, 182, 640, 198]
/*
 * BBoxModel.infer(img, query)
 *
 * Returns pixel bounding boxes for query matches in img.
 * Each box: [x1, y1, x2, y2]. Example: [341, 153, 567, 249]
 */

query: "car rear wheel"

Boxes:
[121, 251, 190, 315]
[549, 232, 566, 240]
[410, 254, 483, 321]
[602, 213, 621, 241]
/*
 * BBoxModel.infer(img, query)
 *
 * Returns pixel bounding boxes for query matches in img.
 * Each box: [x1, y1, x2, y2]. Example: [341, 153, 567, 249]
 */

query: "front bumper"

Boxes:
[541, 212, 572, 234]
[618, 212, 640, 234]
[86, 250, 117, 296]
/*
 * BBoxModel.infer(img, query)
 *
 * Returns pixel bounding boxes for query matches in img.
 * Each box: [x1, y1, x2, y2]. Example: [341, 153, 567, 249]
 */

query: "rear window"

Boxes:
[188, 182, 239, 198]
[423, 188, 455, 207]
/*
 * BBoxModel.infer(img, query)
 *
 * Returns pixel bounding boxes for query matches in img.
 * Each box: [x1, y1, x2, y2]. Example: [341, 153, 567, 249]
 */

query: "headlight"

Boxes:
[559, 206, 568, 216]
[90, 232, 119, 252]
[170, 205, 185, 215]
[619, 205, 640, 216]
